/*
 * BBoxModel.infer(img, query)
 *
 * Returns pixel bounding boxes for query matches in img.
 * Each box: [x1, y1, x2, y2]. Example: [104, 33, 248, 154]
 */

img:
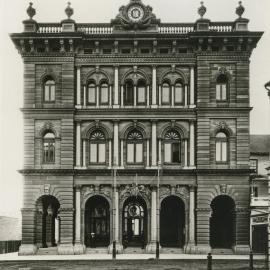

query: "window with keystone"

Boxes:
[216, 74, 228, 101]
[44, 78, 55, 102]
[164, 130, 181, 164]
[43, 132, 55, 163]
[215, 132, 228, 162]
[89, 130, 106, 164]
[127, 130, 143, 164]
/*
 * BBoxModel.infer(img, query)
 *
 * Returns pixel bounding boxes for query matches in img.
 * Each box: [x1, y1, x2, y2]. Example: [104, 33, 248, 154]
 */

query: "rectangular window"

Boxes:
[175, 86, 183, 104]
[252, 186, 258, 197]
[135, 143, 143, 163]
[216, 141, 222, 162]
[127, 143, 134, 163]
[88, 87, 96, 104]
[50, 85, 55, 101]
[216, 84, 227, 101]
[90, 143, 97, 163]
[101, 87, 109, 104]
[172, 143, 180, 163]
[43, 142, 55, 163]
[137, 86, 146, 104]
[216, 141, 227, 162]
[162, 87, 170, 104]
[98, 143, 106, 163]
[221, 141, 227, 161]
[164, 143, 171, 163]
[44, 86, 50, 101]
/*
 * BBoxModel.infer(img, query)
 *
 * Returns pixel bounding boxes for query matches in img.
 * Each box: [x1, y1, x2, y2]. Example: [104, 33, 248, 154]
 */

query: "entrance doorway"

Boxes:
[36, 195, 60, 248]
[210, 195, 235, 248]
[160, 196, 185, 247]
[85, 196, 110, 247]
[122, 196, 147, 248]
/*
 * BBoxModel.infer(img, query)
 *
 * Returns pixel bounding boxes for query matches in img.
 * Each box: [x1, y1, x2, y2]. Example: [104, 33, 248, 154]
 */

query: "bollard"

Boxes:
[112, 240, 116, 259]
[207, 252, 212, 270]
[249, 251, 253, 270]
[156, 241, 160, 260]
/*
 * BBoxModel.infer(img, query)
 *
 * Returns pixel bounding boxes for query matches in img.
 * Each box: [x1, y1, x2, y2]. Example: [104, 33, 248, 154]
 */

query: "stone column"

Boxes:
[108, 140, 112, 168]
[74, 186, 85, 254]
[109, 85, 112, 107]
[185, 186, 195, 253]
[19, 208, 38, 255]
[120, 139, 124, 168]
[121, 85, 124, 107]
[151, 121, 157, 167]
[184, 84, 188, 107]
[82, 139, 86, 168]
[146, 139, 150, 168]
[146, 186, 157, 252]
[190, 67, 195, 107]
[96, 85, 100, 108]
[171, 85, 175, 107]
[147, 85, 150, 107]
[158, 139, 162, 164]
[113, 66, 119, 108]
[158, 85, 162, 106]
[113, 121, 119, 167]
[76, 122, 81, 168]
[134, 85, 137, 107]
[184, 139, 188, 168]
[83, 86, 87, 107]
[151, 65, 157, 108]
[76, 66, 81, 107]
[189, 121, 195, 168]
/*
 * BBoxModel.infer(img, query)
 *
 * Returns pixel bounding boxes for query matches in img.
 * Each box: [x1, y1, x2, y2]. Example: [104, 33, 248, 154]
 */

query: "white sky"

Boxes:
[0, 0, 269, 218]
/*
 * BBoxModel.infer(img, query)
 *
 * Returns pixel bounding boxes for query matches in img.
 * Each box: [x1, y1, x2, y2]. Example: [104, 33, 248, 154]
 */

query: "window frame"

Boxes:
[87, 83, 97, 105]
[42, 132, 56, 164]
[163, 130, 181, 165]
[136, 80, 147, 106]
[216, 74, 229, 102]
[43, 79, 56, 103]
[250, 159, 258, 174]
[126, 130, 144, 165]
[215, 132, 229, 163]
[174, 82, 184, 105]
[124, 80, 134, 106]
[99, 82, 109, 105]
[161, 82, 171, 105]
[89, 130, 107, 165]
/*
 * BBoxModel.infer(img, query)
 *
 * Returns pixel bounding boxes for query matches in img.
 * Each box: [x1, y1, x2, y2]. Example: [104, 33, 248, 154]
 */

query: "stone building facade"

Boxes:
[10, 0, 263, 255]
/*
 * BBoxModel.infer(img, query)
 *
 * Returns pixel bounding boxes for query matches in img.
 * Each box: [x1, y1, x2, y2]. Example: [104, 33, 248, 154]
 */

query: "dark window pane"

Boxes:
[172, 143, 180, 163]
[124, 81, 134, 105]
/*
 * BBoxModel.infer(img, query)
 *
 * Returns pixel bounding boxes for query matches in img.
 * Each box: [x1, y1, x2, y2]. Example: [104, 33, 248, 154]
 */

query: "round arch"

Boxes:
[82, 122, 113, 140]
[160, 195, 185, 248]
[159, 68, 188, 85]
[158, 123, 188, 140]
[120, 122, 150, 140]
[84, 69, 112, 85]
[38, 122, 60, 138]
[121, 68, 150, 85]
[84, 195, 110, 247]
[210, 195, 236, 249]
[40, 71, 59, 85]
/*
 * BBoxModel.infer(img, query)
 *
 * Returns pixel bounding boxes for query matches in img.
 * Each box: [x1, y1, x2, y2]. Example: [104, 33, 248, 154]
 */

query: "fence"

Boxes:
[0, 241, 21, 254]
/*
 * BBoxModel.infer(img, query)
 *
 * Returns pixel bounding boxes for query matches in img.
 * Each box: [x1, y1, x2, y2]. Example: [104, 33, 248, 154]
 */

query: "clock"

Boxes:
[127, 5, 144, 22]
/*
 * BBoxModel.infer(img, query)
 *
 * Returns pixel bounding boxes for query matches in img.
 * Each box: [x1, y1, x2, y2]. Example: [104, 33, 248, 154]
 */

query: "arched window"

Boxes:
[43, 132, 55, 163]
[127, 130, 143, 164]
[44, 78, 55, 102]
[124, 80, 134, 106]
[215, 132, 228, 162]
[174, 82, 184, 105]
[161, 82, 170, 105]
[216, 74, 228, 101]
[100, 83, 109, 105]
[89, 130, 106, 164]
[88, 83, 96, 105]
[137, 80, 147, 105]
[164, 130, 181, 164]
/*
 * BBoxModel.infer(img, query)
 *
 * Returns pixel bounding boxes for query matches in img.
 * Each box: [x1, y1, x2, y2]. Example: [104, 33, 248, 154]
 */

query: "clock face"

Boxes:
[128, 5, 144, 22]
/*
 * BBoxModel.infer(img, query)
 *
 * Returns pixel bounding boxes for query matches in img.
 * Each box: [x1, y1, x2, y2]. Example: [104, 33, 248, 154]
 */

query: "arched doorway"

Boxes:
[84, 196, 110, 247]
[160, 196, 185, 247]
[36, 195, 60, 248]
[122, 196, 147, 248]
[210, 195, 235, 248]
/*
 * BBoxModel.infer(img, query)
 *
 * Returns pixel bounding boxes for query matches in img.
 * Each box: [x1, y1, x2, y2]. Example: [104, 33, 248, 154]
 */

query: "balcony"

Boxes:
[250, 196, 268, 207]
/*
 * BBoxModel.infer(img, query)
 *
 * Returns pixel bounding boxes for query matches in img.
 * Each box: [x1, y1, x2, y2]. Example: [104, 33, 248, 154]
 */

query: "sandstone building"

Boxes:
[10, 0, 263, 255]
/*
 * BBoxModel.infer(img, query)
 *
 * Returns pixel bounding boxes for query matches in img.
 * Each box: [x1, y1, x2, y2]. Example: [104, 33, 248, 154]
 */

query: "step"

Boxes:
[36, 247, 58, 255]
[85, 247, 109, 254]
[161, 248, 184, 254]
[211, 248, 234, 255]
[123, 248, 146, 254]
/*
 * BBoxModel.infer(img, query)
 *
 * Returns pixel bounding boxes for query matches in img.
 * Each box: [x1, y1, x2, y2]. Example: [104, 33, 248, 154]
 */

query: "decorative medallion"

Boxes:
[111, 0, 160, 30]
[120, 184, 150, 202]
[44, 184, 51, 195]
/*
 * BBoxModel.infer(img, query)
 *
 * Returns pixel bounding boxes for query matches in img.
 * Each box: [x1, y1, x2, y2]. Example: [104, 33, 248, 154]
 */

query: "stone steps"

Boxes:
[123, 247, 146, 254]
[36, 247, 58, 255]
[161, 248, 184, 254]
[211, 248, 234, 255]
[85, 248, 109, 254]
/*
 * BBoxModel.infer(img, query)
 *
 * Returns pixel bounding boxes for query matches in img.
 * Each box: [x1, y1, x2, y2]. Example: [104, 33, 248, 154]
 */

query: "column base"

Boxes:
[18, 244, 38, 256]
[108, 242, 123, 254]
[75, 105, 82, 109]
[184, 242, 196, 254]
[194, 245, 211, 254]
[151, 105, 158, 109]
[189, 105, 196, 109]
[146, 241, 160, 253]
[57, 243, 74, 255]
[113, 105, 120, 109]
[74, 243, 86, 255]
[233, 245, 250, 254]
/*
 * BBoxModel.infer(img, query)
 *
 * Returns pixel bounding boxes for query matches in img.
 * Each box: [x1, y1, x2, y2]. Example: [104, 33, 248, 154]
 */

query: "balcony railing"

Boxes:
[36, 22, 234, 35]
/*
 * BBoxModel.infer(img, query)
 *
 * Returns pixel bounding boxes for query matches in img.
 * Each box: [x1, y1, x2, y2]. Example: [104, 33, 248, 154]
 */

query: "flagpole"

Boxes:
[156, 160, 161, 259]
[112, 158, 117, 258]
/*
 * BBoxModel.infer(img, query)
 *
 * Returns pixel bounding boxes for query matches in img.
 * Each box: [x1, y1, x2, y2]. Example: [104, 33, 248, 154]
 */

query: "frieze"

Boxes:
[119, 184, 151, 202]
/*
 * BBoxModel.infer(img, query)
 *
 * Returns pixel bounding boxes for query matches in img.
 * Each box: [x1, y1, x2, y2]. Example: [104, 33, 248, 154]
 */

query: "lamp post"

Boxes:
[264, 81, 270, 269]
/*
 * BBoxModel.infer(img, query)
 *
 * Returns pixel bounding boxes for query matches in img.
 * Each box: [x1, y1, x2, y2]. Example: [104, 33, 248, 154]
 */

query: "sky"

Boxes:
[0, 0, 269, 218]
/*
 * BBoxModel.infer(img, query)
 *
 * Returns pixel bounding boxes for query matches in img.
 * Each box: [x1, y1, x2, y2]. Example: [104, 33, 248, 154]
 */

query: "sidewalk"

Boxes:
[0, 252, 267, 261]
